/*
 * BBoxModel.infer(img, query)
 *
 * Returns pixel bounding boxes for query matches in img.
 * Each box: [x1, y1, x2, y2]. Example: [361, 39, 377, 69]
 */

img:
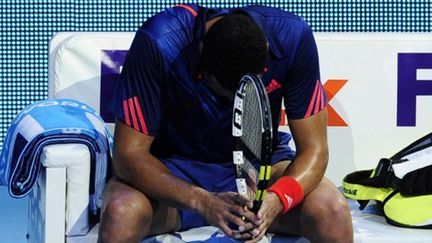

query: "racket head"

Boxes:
[232, 74, 273, 212]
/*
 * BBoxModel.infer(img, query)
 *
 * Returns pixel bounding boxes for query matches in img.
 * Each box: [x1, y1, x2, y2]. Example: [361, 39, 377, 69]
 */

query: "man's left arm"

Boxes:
[235, 109, 328, 241]
[238, 17, 327, 241]
[283, 107, 329, 194]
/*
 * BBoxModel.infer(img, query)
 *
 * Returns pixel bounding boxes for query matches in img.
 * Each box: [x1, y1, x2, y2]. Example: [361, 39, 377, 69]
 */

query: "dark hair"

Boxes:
[201, 14, 268, 91]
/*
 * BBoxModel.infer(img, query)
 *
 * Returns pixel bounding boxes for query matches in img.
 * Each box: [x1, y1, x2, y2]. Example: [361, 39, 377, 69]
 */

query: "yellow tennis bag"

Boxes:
[343, 133, 432, 228]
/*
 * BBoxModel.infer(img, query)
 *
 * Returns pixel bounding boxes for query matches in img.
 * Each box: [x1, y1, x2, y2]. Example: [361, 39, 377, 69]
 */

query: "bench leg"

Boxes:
[28, 167, 66, 243]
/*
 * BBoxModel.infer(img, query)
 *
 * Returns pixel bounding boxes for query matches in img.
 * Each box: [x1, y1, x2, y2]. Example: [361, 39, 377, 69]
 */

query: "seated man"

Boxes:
[98, 4, 353, 243]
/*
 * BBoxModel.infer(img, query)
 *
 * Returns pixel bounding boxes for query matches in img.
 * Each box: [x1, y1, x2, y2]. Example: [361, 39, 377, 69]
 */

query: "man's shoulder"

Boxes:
[241, 5, 304, 24]
[140, 5, 198, 41]
[137, 5, 202, 62]
[241, 5, 311, 59]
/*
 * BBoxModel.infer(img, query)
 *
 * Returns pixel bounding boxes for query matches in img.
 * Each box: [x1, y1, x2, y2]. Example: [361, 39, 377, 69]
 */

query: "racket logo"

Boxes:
[232, 91, 244, 136]
[233, 108, 242, 130]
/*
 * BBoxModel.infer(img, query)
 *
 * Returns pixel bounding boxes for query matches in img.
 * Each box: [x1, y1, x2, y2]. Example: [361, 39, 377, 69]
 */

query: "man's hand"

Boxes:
[235, 192, 282, 242]
[196, 191, 259, 238]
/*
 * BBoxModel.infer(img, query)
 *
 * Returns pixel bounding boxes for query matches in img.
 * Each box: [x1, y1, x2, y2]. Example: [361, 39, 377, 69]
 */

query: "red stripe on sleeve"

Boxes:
[320, 83, 326, 110]
[305, 80, 320, 118]
[128, 98, 140, 131]
[123, 99, 131, 126]
[175, 4, 198, 17]
[133, 96, 149, 134]
[314, 84, 322, 114]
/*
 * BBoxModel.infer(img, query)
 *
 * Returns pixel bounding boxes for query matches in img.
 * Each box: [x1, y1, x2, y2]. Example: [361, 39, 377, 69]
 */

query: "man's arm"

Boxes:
[284, 107, 329, 194]
[113, 120, 207, 210]
[112, 120, 257, 236]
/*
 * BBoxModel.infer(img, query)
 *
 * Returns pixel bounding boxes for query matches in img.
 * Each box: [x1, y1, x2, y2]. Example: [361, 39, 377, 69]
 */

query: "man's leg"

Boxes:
[268, 161, 353, 243]
[97, 177, 181, 243]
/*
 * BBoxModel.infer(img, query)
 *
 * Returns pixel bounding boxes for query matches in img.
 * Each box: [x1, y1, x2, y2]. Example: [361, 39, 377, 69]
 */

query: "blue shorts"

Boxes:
[160, 132, 295, 231]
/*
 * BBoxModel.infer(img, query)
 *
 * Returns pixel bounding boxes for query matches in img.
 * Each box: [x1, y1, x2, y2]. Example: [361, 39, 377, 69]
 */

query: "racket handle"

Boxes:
[236, 179, 250, 221]
[252, 200, 261, 213]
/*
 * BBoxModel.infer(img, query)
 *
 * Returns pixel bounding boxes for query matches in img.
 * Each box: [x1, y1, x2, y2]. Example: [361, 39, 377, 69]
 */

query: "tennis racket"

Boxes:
[232, 73, 273, 213]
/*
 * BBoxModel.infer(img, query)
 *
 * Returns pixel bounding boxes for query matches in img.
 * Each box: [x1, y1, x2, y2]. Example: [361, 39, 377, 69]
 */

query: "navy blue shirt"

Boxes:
[112, 4, 326, 163]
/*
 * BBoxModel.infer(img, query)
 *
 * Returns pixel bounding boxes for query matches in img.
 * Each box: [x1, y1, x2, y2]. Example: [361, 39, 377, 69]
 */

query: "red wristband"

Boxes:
[267, 176, 304, 215]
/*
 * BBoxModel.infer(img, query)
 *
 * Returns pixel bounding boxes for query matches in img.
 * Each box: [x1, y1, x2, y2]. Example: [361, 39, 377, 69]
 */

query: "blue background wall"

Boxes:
[0, 0, 431, 150]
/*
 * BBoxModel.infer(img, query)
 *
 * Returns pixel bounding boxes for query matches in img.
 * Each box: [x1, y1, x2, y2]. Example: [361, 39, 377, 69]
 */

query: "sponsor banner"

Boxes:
[318, 33, 432, 183]
[49, 32, 432, 184]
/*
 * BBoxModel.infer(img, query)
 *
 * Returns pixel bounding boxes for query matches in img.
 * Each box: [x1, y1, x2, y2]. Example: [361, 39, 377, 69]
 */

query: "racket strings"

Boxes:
[240, 83, 262, 164]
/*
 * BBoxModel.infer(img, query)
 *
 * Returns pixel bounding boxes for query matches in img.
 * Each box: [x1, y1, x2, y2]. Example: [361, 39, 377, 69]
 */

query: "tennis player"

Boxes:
[98, 4, 353, 243]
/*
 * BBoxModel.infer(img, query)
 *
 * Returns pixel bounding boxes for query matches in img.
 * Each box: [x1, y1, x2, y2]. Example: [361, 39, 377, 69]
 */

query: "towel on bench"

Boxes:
[0, 98, 112, 217]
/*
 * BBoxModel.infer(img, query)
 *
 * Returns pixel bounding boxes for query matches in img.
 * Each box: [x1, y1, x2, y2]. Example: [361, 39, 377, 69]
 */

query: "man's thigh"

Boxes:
[101, 177, 182, 236]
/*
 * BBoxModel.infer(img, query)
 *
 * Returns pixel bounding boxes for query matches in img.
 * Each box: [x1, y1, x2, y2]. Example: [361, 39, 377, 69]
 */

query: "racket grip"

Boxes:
[251, 200, 261, 213]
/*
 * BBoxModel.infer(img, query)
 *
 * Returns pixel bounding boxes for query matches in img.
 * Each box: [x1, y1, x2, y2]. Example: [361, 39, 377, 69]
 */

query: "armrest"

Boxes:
[28, 143, 91, 243]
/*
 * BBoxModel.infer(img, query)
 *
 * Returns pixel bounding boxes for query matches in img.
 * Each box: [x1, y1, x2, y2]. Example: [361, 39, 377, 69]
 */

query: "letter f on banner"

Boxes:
[397, 53, 432, 126]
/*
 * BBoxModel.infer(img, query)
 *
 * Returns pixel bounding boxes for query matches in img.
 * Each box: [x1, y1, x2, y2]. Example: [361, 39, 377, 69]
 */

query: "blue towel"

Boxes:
[0, 98, 113, 215]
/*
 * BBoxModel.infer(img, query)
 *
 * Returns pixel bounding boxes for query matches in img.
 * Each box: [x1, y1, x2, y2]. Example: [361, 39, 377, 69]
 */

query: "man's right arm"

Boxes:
[112, 120, 256, 237]
[113, 120, 207, 211]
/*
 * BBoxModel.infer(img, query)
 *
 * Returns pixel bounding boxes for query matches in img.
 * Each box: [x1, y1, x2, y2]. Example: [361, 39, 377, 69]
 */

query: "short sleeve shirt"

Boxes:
[111, 4, 326, 163]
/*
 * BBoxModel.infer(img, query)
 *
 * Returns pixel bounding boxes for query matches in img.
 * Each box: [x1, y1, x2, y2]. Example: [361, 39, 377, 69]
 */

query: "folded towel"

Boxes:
[0, 98, 113, 216]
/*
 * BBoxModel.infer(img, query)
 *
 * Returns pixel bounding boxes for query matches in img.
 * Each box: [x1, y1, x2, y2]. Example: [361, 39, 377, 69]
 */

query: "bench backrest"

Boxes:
[49, 32, 432, 184]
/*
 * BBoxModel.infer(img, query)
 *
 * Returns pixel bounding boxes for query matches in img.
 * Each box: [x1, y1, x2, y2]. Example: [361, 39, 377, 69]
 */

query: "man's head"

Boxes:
[201, 14, 268, 92]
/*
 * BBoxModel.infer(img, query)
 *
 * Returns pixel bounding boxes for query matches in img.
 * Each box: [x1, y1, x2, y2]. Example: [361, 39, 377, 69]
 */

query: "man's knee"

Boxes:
[305, 183, 351, 224]
[103, 191, 153, 223]
[303, 184, 353, 242]
[98, 183, 153, 243]
[319, 192, 350, 222]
